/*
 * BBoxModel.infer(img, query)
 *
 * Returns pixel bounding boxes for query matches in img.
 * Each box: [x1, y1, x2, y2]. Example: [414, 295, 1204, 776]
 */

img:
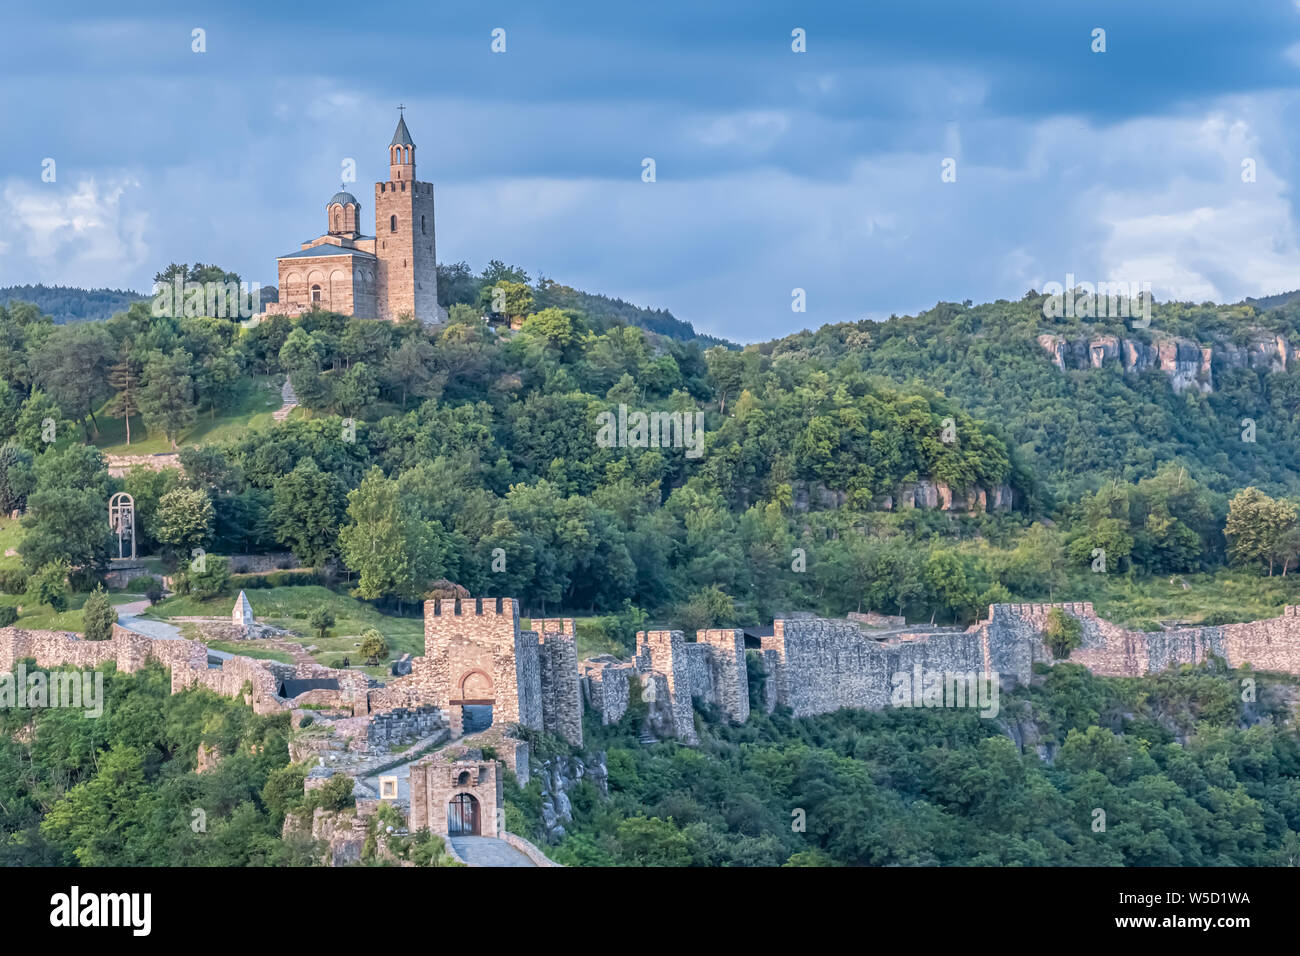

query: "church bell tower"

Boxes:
[373, 109, 440, 324]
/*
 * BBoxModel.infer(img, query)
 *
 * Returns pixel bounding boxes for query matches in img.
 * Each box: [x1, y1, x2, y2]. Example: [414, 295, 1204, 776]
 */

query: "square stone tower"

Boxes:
[373, 113, 440, 325]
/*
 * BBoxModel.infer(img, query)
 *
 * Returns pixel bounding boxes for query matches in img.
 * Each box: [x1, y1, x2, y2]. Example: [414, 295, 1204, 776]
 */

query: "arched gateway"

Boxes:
[408, 752, 502, 838]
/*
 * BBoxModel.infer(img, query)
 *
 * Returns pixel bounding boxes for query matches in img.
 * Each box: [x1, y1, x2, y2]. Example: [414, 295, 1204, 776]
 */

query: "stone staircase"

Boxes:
[272, 378, 299, 422]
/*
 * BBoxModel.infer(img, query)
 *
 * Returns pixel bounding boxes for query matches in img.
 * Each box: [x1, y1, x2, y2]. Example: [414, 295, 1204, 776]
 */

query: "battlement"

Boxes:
[989, 602, 1096, 621]
[426, 596, 519, 621]
[414, 597, 582, 747]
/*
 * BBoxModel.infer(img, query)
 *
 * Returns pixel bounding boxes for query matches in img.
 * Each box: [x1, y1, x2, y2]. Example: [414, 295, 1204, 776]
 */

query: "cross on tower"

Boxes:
[397, 103, 406, 115]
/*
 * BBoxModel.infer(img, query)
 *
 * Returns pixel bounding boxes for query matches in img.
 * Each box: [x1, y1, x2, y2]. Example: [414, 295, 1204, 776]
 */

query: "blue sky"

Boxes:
[5, 1, 1300, 341]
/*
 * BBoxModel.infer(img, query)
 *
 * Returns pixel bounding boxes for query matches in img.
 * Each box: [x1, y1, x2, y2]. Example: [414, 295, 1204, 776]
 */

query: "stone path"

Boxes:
[358, 730, 457, 801]
[449, 837, 537, 867]
[115, 600, 233, 661]
[273, 378, 299, 422]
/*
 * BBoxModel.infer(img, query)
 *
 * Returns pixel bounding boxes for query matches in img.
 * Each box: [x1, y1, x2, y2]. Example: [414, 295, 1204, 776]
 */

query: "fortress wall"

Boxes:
[580, 660, 632, 725]
[635, 630, 697, 743]
[1222, 607, 1300, 672]
[684, 643, 714, 700]
[759, 625, 789, 711]
[695, 629, 750, 724]
[513, 628, 542, 731]
[538, 630, 583, 746]
[0, 625, 210, 677]
[0, 628, 117, 672]
[776, 619, 882, 717]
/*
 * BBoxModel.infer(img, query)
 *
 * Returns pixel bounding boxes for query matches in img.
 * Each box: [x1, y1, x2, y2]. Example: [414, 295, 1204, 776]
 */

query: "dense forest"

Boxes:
[4, 266, 1300, 630]
[520, 658, 1300, 866]
[0, 284, 146, 325]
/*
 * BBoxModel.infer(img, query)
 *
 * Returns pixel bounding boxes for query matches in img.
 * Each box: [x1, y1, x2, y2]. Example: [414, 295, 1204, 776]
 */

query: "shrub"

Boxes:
[0, 569, 29, 595]
[129, 575, 164, 605]
[359, 628, 388, 664]
[0, 605, 17, 627]
[174, 555, 230, 600]
[1043, 607, 1083, 659]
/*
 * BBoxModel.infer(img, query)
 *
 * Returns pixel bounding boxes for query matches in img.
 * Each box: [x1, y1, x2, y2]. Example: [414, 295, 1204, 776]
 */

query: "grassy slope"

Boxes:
[1057, 569, 1300, 629]
[1, 589, 141, 631]
[144, 585, 425, 669]
[0, 518, 22, 570]
[91, 375, 292, 455]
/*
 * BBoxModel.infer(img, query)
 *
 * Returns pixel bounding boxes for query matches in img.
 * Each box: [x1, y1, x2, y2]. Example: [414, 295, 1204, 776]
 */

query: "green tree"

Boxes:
[308, 606, 335, 641]
[1225, 487, 1297, 575]
[27, 559, 70, 612]
[103, 344, 143, 446]
[269, 458, 347, 568]
[82, 584, 117, 640]
[139, 349, 198, 449]
[154, 487, 214, 555]
[338, 468, 446, 604]
[1042, 607, 1083, 659]
[359, 628, 389, 665]
[18, 445, 113, 573]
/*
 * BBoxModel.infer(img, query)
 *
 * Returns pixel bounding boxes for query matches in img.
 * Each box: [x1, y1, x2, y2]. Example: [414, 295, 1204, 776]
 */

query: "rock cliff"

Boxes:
[1036, 329, 1298, 394]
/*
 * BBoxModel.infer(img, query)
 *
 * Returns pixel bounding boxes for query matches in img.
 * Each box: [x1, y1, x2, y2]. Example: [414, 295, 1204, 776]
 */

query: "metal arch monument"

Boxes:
[108, 492, 136, 561]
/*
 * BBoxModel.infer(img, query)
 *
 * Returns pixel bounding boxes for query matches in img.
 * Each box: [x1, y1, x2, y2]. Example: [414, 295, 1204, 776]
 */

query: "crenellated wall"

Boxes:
[581, 602, 1300, 740]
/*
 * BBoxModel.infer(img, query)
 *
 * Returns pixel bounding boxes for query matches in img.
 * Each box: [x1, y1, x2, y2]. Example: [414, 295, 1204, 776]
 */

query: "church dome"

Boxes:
[329, 191, 359, 206]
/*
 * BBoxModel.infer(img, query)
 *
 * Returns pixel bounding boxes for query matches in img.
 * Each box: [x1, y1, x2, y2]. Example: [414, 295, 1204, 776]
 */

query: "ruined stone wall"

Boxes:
[685, 643, 713, 699]
[0, 625, 210, 678]
[537, 629, 583, 747]
[634, 630, 697, 744]
[696, 628, 750, 724]
[977, 602, 1300, 680]
[580, 658, 632, 725]
[367, 706, 444, 749]
[514, 628, 542, 730]
[579, 601, 1300, 742]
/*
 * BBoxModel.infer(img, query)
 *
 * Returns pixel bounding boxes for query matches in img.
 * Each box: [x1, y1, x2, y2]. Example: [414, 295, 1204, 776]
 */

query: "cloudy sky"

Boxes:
[4, 0, 1300, 341]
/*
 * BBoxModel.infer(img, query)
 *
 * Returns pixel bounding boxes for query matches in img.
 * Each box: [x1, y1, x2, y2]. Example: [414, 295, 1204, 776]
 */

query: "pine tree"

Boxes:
[104, 344, 142, 446]
[82, 584, 117, 641]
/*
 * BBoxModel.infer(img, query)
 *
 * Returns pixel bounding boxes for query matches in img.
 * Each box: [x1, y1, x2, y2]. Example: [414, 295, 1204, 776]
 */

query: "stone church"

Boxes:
[264, 113, 444, 325]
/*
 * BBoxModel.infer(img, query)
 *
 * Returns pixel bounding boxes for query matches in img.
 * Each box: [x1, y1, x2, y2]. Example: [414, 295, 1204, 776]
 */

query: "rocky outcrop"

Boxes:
[882, 480, 1015, 513]
[1036, 329, 1300, 394]
[537, 753, 608, 841]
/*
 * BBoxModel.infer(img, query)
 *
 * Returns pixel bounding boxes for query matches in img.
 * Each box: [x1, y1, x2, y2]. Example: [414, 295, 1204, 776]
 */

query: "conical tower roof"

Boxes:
[390, 114, 414, 147]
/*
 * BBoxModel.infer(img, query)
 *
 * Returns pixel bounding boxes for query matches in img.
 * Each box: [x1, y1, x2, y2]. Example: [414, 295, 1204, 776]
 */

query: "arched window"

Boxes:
[333, 211, 341, 231]
[390, 215, 397, 232]
[310, 285, 322, 303]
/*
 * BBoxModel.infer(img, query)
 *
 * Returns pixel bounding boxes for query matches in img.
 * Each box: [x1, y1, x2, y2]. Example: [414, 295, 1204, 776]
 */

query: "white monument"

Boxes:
[233, 590, 254, 635]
